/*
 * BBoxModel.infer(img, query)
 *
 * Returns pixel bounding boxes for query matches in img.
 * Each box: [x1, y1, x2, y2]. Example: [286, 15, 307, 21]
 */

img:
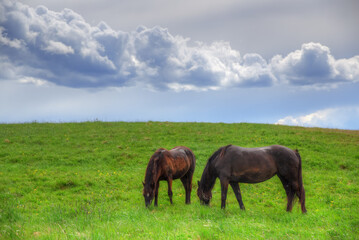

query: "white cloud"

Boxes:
[0, 26, 23, 48]
[42, 40, 74, 54]
[271, 42, 359, 87]
[276, 107, 359, 129]
[334, 56, 359, 81]
[0, 1, 358, 91]
[18, 76, 49, 86]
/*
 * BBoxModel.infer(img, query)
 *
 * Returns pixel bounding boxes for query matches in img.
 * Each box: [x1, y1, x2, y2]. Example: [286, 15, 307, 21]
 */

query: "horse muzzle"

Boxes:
[200, 199, 210, 205]
[145, 200, 152, 208]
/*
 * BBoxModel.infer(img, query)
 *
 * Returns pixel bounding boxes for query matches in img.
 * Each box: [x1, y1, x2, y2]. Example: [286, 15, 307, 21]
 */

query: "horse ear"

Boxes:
[142, 181, 145, 186]
[197, 181, 200, 186]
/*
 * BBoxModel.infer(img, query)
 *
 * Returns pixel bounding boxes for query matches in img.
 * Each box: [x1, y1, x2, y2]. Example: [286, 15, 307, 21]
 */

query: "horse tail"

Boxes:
[295, 149, 307, 213]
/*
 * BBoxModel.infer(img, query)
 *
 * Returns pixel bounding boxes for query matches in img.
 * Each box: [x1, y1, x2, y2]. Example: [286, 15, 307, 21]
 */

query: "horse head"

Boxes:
[197, 180, 212, 205]
[142, 150, 164, 207]
[142, 181, 155, 207]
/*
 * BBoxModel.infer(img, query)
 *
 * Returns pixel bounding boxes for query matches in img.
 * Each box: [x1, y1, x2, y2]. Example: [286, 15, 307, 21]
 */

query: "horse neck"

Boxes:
[145, 159, 162, 188]
[200, 163, 217, 191]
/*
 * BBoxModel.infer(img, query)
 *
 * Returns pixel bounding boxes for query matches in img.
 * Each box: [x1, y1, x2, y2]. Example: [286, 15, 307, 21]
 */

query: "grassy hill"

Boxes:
[0, 122, 358, 239]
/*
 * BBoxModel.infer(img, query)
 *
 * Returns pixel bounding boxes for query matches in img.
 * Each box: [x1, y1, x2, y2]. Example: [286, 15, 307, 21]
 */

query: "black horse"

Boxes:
[143, 146, 196, 207]
[197, 145, 306, 213]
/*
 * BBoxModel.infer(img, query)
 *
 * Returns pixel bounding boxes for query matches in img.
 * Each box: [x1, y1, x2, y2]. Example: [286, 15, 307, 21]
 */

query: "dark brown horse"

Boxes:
[197, 145, 306, 213]
[143, 146, 196, 207]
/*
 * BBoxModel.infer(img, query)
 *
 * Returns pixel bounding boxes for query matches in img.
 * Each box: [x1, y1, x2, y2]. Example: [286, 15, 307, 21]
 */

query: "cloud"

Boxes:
[276, 106, 359, 129]
[0, 1, 358, 91]
[0, 26, 23, 48]
[18, 76, 49, 86]
[42, 40, 74, 55]
[271, 42, 359, 88]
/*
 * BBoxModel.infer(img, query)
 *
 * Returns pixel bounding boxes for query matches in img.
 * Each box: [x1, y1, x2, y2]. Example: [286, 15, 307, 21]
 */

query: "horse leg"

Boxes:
[292, 180, 307, 213]
[297, 183, 307, 213]
[280, 172, 306, 213]
[294, 171, 307, 213]
[167, 178, 173, 204]
[230, 182, 245, 210]
[278, 175, 295, 212]
[180, 175, 192, 204]
[154, 180, 160, 207]
[186, 171, 194, 204]
[187, 176, 192, 204]
[220, 178, 229, 209]
[295, 149, 307, 213]
[286, 189, 295, 212]
[180, 178, 187, 204]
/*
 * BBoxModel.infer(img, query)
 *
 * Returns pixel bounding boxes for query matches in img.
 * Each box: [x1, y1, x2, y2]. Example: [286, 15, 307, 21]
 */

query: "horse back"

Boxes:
[216, 145, 298, 183]
[166, 146, 195, 179]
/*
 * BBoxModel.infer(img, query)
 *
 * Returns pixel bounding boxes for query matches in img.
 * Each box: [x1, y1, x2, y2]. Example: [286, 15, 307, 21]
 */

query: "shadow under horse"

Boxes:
[143, 146, 196, 207]
[197, 144, 307, 213]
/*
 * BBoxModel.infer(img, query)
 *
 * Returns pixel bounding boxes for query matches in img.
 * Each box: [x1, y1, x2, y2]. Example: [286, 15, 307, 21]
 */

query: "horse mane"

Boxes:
[144, 148, 166, 185]
[207, 144, 232, 164]
[200, 145, 232, 191]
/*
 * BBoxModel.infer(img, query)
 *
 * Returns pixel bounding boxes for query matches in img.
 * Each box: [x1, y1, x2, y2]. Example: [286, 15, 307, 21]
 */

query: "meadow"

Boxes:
[0, 121, 358, 239]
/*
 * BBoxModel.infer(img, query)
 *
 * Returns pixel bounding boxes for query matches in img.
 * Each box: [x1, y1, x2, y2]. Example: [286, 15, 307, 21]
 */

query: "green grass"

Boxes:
[0, 121, 358, 239]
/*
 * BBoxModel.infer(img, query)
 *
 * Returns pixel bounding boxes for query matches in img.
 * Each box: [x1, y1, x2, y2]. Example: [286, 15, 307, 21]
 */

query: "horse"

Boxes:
[197, 144, 307, 213]
[142, 146, 196, 207]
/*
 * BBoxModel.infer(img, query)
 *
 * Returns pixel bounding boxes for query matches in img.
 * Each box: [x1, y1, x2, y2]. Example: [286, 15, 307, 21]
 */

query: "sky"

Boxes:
[1, 0, 359, 129]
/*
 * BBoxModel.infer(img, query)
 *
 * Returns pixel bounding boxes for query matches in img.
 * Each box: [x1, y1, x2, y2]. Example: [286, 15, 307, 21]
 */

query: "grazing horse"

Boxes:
[143, 146, 196, 207]
[197, 145, 307, 213]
